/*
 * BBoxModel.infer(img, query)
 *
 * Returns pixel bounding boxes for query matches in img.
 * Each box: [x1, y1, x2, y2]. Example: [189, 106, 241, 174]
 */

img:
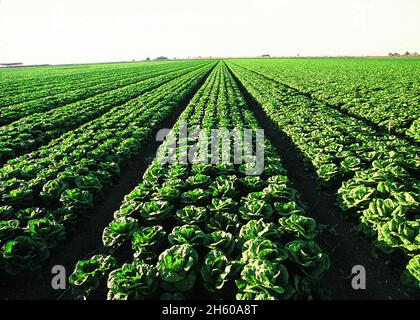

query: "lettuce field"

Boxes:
[0, 58, 418, 300]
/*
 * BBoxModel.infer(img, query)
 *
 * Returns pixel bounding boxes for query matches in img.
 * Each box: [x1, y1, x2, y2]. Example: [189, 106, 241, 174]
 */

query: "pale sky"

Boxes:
[0, 0, 419, 65]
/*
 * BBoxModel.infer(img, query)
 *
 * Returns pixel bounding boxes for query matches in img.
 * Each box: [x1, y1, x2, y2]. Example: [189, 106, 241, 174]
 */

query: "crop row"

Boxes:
[0, 61, 217, 276]
[0, 62, 158, 101]
[227, 61, 419, 288]
[0, 61, 209, 164]
[68, 62, 330, 300]
[232, 59, 420, 141]
[0, 62, 197, 125]
[0, 63, 155, 108]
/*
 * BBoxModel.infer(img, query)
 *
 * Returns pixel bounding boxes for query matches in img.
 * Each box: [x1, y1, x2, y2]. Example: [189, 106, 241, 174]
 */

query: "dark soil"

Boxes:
[227, 64, 419, 300]
[0, 66, 215, 300]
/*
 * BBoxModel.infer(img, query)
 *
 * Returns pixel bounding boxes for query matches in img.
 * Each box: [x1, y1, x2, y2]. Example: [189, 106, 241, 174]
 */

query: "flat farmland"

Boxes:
[0, 58, 418, 300]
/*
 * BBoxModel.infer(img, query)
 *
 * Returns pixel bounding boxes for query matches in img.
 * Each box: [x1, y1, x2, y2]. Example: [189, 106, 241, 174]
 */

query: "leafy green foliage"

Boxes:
[401, 255, 420, 289]
[236, 260, 293, 300]
[132, 225, 167, 260]
[69, 255, 117, 300]
[26, 218, 66, 248]
[107, 261, 158, 300]
[205, 230, 235, 255]
[2, 236, 50, 275]
[102, 217, 138, 250]
[168, 225, 208, 246]
[0, 219, 21, 245]
[60, 188, 93, 211]
[201, 250, 233, 292]
[175, 205, 208, 225]
[140, 200, 173, 222]
[285, 240, 330, 280]
[278, 214, 317, 240]
[157, 244, 199, 292]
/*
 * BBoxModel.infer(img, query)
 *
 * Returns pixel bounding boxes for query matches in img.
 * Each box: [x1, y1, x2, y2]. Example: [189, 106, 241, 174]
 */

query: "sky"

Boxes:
[0, 0, 419, 65]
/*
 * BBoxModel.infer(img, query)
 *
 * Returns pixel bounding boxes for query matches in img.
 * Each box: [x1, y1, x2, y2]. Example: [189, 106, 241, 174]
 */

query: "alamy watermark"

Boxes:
[351, 265, 366, 290]
[156, 121, 265, 175]
[51, 265, 66, 290]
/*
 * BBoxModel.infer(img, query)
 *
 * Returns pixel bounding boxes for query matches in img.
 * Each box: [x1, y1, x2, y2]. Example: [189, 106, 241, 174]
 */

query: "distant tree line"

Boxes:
[143, 56, 169, 61]
[388, 51, 418, 56]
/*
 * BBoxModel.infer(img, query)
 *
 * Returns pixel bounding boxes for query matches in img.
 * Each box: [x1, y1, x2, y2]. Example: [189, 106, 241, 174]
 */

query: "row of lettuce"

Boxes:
[0, 63, 121, 99]
[0, 61, 179, 108]
[68, 62, 330, 300]
[232, 58, 420, 142]
[0, 62, 207, 164]
[226, 61, 419, 289]
[0, 62, 189, 126]
[0, 61, 217, 276]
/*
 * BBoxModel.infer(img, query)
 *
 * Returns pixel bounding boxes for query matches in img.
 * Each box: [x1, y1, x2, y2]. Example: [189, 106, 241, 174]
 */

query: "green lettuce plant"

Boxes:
[60, 188, 94, 211]
[267, 175, 289, 185]
[168, 225, 208, 246]
[206, 211, 241, 234]
[114, 200, 143, 219]
[241, 238, 288, 263]
[102, 217, 138, 250]
[376, 217, 420, 253]
[3, 186, 34, 207]
[165, 164, 190, 180]
[152, 186, 180, 202]
[181, 188, 210, 205]
[239, 176, 267, 192]
[285, 240, 330, 280]
[132, 225, 167, 260]
[201, 250, 233, 292]
[123, 183, 152, 202]
[340, 156, 362, 174]
[107, 261, 158, 300]
[0, 219, 21, 245]
[175, 205, 208, 225]
[40, 178, 69, 202]
[206, 230, 235, 255]
[208, 177, 238, 198]
[360, 198, 405, 230]
[26, 218, 66, 248]
[143, 163, 167, 184]
[236, 259, 293, 300]
[69, 254, 118, 300]
[401, 255, 420, 289]
[2, 236, 50, 275]
[207, 197, 238, 215]
[238, 219, 280, 244]
[263, 184, 296, 202]
[239, 200, 273, 220]
[75, 173, 103, 192]
[13, 207, 45, 224]
[157, 244, 199, 292]
[140, 200, 173, 222]
[278, 214, 317, 240]
[338, 184, 376, 211]
[316, 163, 339, 184]
[186, 174, 211, 189]
[273, 201, 305, 216]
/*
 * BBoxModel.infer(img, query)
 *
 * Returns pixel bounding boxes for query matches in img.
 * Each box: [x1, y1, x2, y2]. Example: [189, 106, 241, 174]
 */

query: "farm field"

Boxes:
[0, 58, 418, 300]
